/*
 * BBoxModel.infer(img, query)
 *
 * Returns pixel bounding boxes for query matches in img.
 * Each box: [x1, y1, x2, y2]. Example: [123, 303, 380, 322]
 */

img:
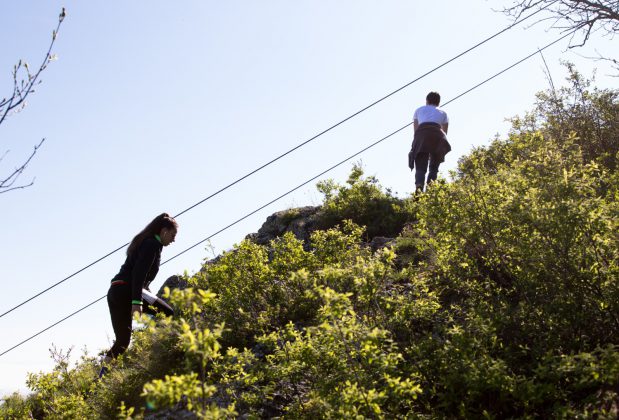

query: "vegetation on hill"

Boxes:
[1, 66, 617, 419]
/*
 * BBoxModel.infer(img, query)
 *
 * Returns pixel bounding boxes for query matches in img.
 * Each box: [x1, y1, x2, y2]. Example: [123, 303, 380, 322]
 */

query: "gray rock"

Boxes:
[160, 207, 396, 295]
[368, 236, 395, 252]
[157, 275, 189, 296]
[247, 206, 320, 246]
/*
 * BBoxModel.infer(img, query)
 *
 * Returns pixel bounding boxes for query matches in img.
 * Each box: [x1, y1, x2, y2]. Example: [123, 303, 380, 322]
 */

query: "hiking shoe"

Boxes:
[98, 365, 108, 379]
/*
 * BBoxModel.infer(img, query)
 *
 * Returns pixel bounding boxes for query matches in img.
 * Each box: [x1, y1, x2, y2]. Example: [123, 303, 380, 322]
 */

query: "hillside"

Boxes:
[1, 67, 618, 419]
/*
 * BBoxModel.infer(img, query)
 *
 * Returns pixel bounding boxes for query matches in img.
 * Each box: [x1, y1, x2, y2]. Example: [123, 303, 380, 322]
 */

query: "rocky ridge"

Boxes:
[158, 206, 395, 295]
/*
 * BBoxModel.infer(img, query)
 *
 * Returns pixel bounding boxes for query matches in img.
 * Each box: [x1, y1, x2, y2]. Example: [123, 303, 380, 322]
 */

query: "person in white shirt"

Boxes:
[408, 91, 451, 192]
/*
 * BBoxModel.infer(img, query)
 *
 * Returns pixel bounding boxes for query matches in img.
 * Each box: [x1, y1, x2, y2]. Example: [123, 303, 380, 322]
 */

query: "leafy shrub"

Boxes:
[401, 128, 619, 416]
[460, 62, 619, 173]
[316, 163, 411, 238]
[141, 287, 237, 418]
[2, 67, 618, 418]
[0, 392, 31, 419]
[252, 286, 422, 418]
[16, 347, 97, 419]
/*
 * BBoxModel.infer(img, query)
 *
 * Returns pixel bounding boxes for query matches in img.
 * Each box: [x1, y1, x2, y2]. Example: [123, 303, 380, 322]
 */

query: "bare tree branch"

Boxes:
[0, 138, 45, 193]
[538, 48, 558, 94]
[501, 1, 619, 47]
[0, 8, 65, 126]
[1, 179, 37, 194]
[0, 8, 65, 195]
[0, 149, 9, 165]
[578, 48, 619, 74]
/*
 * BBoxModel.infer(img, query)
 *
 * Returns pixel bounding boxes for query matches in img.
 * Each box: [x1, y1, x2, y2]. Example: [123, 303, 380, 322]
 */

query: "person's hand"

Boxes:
[132, 304, 142, 317]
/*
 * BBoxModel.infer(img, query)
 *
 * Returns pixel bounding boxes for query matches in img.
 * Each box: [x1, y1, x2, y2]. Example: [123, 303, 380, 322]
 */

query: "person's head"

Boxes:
[127, 213, 178, 256]
[426, 91, 441, 106]
[159, 222, 178, 246]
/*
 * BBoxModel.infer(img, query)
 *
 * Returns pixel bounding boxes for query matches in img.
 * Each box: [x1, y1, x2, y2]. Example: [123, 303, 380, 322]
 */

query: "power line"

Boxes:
[171, 3, 554, 220]
[0, 5, 551, 321]
[170, 2, 553, 221]
[0, 244, 129, 320]
[442, 31, 577, 107]
[0, 28, 576, 358]
[0, 127, 414, 360]
[161, 126, 413, 265]
[0, 296, 106, 358]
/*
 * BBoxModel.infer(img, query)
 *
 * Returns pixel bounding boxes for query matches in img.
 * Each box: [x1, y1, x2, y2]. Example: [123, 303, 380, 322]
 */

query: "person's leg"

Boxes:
[414, 153, 429, 192]
[106, 286, 132, 359]
[426, 154, 441, 185]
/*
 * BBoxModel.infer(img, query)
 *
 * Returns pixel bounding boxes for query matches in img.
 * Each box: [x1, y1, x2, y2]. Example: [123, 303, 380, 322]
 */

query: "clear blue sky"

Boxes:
[1, 1, 615, 395]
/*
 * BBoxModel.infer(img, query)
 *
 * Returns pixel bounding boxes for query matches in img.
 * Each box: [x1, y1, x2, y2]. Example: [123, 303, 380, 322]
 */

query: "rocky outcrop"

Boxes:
[367, 236, 396, 252]
[245, 206, 321, 246]
[158, 206, 396, 296]
[156, 275, 189, 296]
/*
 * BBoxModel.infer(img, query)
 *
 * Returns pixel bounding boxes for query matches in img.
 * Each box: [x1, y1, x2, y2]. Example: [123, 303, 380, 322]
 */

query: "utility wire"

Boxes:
[0, 29, 576, 358]
[0, 297, 106, 358]
[0, 5, 552, 321]
[161, 126, 413, 265]
[1, 126, 414, 358]
[441, 30, 577, 107]
[170, 1, 554, 221]
[0, 244, 129, 320]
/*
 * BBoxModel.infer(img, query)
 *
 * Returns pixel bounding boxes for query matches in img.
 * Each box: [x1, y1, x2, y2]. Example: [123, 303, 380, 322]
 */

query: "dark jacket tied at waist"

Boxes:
[408, 122, 451, 170]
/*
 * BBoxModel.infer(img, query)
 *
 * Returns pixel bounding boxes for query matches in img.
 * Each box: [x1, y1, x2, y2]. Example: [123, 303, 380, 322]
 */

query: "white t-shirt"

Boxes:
[413, 105, 449, 125]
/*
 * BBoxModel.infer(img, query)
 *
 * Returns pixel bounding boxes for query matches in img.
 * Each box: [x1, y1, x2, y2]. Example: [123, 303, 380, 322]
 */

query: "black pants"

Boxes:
[414, 152, 440, 187]
[106, 284, 132, 358]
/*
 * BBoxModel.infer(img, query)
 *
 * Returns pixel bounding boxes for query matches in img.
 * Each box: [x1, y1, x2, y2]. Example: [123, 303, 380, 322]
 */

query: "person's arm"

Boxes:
[131, 239, 159, 311]
[441, 112, 449, 134]
[413, 107, 420, 132]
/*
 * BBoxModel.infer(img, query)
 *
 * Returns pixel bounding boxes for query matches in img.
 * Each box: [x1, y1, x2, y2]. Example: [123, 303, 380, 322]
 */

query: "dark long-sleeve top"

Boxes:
[409, 122, 451, 169]
[111, 236, 162, 302]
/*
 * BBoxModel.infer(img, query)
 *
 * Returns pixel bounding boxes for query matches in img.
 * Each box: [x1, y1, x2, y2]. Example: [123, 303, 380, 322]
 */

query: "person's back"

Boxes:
[409, 91, 451, 192]
[413, 104, 448, 127]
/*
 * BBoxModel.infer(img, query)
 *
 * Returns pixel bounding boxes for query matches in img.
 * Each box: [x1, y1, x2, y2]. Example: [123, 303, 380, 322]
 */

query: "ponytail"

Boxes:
[127, 213, 178, 256]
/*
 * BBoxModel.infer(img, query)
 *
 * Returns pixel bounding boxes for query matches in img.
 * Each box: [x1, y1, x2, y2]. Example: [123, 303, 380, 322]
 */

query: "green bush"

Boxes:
[316, 163, 412, 238]
[400, 127, 618, 416]
[0, 392, 31, 419]
[251, 286, 422, 418]
[10, 347, 98, 419]
[2, 66, 617, 418]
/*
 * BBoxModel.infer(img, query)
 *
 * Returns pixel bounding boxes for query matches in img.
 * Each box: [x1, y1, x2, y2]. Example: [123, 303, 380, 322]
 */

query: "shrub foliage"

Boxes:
[2, 67, 618, 419]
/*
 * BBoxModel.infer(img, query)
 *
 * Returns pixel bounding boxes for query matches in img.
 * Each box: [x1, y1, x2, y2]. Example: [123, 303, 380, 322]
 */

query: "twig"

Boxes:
[0, 138, 45, 193]
[0, 8, 65, 126]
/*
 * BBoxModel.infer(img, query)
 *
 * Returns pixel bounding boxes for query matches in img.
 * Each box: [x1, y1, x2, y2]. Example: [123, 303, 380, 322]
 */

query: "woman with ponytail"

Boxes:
[101, 213, 178, 372]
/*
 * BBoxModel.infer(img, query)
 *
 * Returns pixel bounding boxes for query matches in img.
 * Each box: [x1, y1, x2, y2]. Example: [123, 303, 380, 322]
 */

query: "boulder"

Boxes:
[159, 206, 397, 296]
[246, 206, 320, 246]
[368, 236, 395, 252]
[156, 275, 189, 296]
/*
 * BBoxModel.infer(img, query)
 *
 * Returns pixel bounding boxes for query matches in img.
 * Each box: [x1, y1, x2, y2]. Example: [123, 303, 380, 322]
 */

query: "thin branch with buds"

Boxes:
[0, 8, 65, 194]
[0, 8, 65, 126]
[501, 1, 619, 48]
[0, 138, 45, 193]
[578, 48, 619, 75]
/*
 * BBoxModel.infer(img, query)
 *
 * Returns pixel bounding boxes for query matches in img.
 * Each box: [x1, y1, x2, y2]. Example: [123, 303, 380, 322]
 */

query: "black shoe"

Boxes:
[98, 365, 108, 379]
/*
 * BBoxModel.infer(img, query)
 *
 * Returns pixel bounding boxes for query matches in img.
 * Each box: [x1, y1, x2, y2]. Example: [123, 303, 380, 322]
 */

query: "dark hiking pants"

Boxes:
[415, 152, 440, 187]
[106, 284, 132, 358]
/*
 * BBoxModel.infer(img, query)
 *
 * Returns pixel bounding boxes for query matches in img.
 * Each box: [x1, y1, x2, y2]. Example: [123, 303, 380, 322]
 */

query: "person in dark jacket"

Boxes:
[101, 213, 178, 368]
[408, 91, 451, 192]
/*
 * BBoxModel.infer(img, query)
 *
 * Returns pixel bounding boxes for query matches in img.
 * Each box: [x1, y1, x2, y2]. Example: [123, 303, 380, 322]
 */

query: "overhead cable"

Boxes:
[0, 4, 553, 320]
[0, 28, 576, 358]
